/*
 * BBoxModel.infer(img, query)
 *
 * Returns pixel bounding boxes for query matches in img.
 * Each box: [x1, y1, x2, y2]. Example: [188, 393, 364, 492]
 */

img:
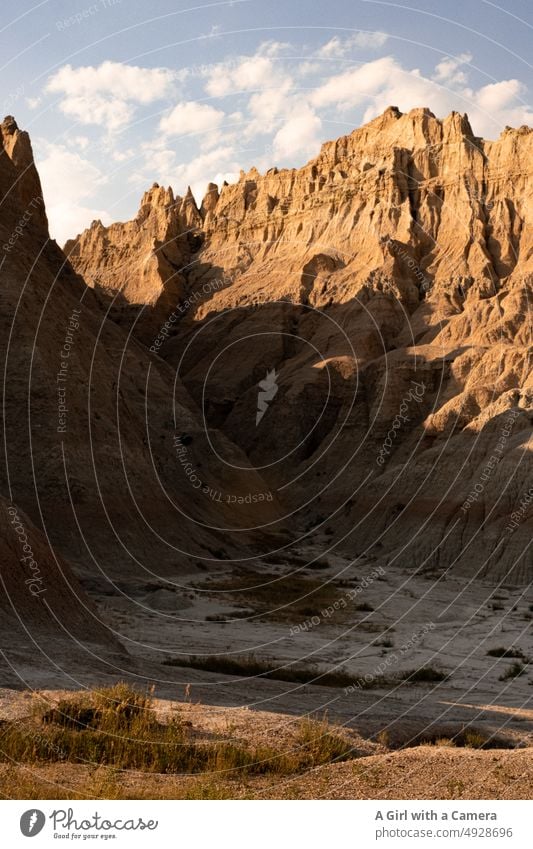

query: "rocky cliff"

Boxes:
[0, 115, 286, 681]
[55, 108, 533, 581]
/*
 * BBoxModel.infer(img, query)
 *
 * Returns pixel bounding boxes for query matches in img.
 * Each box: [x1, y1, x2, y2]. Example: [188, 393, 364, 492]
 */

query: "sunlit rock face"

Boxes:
[62, 108, 533, 581]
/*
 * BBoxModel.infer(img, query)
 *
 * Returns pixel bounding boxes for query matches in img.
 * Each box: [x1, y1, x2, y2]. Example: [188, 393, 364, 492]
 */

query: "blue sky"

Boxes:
[2, 0, 532, 242]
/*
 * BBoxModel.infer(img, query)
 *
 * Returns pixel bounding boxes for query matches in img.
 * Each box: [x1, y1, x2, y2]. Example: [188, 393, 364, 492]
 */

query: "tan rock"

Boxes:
[56, 108, 533, 579]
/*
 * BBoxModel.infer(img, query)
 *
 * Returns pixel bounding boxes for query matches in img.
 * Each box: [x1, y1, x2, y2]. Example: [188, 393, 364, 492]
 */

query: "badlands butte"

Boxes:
[65, 105, 533, 582]
[0, 106, 532, 797]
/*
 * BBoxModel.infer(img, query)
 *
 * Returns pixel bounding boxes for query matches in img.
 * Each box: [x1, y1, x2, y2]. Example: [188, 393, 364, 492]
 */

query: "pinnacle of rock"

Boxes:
[3, 108, 530, 585]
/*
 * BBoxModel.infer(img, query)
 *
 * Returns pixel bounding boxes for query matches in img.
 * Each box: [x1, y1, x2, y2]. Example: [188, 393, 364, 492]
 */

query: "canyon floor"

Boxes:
[0, 690, 531, 800]
[100, 541, 533, 738]
[1, 108, 532, 799]
[0, 541, 531, 799]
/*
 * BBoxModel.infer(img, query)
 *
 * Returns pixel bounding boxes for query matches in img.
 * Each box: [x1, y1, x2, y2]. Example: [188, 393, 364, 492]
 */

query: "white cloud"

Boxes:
[272, 105, 322, 160]
[244, 78, 294, 138]
[298, 61, 321, 77]
[312, 57, 397, 110]
[317, 31, 388, 58]
[202, 23, 222, 39]
[476, 79, 524, 112]
[133, 142, 241, 204]
[201, 49, 296, 142]
[205, 55, 283, 97]
[160, 101, 225, 137]
[174, 146, 239, 193]
[46, 61, 176, 130]
[257, 40, 292, 57]
[433, 52, 472, 85]
[67, 135, 90, 151]
[36, 142, 110, 243]
[112, 148, 135, 163]
[52, 202, 113, 244]
[38, 39, 533, 239]
[311, 54, 533, 137]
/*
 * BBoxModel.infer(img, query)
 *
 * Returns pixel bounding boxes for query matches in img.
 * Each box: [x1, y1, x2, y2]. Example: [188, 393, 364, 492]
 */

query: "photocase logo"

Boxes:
[20, 809, 46, 837]
[256, 369, 279, 425]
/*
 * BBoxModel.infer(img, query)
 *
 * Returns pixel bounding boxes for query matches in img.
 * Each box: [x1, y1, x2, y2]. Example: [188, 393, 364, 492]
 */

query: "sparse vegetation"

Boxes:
[163, 654, 361, 688]
[165, 655, 453, 692]
[462, 729, 491, 749]
[433, 737, 456, 747]
[0, 685, 359, 780]
[487, 647, 529, 662]
[375, 729, 390, 747]
[293, 717, 355, 766]
[499, 662, 526, 681]
[193, 568, 348, 621]
[400, 666, 448, 684]
[410, 728, 515, 751]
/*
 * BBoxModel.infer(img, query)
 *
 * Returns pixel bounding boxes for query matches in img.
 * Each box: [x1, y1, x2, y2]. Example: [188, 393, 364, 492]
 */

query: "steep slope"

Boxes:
[64, 107, 533, 581]
[0, 115, 283, 600]
[0, 496, 125, 684]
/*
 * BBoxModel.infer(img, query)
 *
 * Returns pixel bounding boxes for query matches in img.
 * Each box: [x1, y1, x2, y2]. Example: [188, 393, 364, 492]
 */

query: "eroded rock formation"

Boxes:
[0, 115, 286, 678]
[38, 108, 533, 581]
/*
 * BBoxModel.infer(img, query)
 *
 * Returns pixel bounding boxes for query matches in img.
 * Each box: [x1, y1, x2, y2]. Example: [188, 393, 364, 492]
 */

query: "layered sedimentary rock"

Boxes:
[63, 183, 205, 343]
[65, 107, 533, 581]
[0, 113, 281, 616]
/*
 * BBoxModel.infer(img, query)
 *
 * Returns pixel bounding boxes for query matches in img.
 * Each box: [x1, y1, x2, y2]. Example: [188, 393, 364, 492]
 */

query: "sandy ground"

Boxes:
[0, 745, 531, 800]
[90, 546, 533, 744]
[0, 686, 531, 799]
[0, 544, 531, 799]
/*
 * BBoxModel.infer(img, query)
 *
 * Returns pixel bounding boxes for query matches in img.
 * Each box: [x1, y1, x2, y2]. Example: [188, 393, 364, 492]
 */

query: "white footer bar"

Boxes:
[3, 800, 531, 847]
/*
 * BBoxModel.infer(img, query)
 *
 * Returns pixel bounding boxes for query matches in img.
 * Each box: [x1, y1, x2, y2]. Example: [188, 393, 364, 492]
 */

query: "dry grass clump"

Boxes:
[164, 653, 359, 688]
[0, 685, 359, 779]
[165, 656, 452, 691]
[499, 662, 526, 681]
[414, 728, 515, 750]
[487, 647, 529, 661]
[399, 666, 448, 684]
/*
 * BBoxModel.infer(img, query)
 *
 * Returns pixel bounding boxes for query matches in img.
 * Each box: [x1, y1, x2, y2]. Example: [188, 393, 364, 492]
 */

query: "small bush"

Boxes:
[294, 718, 354, 766]
[395, 725, 516, 749]
[400, 666, 448, 684]
[487, 647, 529, 661]
[375, 729, 390, 747]
[499, 662, 526, 681]
[462, 729, 490, 749]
